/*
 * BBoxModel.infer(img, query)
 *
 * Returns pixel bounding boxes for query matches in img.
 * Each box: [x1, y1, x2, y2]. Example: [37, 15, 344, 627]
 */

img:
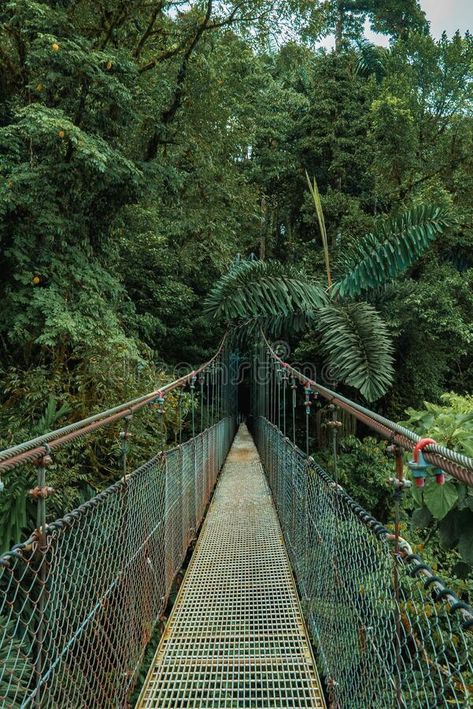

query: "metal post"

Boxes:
[190, 374, 196, 438]
[387, 443, 410, 709]
[291, 376, 297, 446]
[119, 414, 133, 480]
[30, 445, 53, 708]
[326, 403, 342, 707]
[199, 374, 204, 432]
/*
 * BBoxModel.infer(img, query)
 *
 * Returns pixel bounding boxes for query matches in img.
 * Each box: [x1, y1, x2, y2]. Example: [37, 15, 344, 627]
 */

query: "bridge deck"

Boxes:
[137, 425, 325, 708]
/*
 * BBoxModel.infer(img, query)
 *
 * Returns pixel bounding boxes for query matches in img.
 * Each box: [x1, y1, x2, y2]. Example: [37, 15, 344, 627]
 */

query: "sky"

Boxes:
[321, 0, 473, 49]
[420, 0, 472, 37]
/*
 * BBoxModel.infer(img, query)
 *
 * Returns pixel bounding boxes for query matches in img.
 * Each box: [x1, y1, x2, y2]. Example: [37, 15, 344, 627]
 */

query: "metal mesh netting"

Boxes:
[0, 416, 236, 708]
[255, 417, 473, 709]
[137, 425, 326, 709]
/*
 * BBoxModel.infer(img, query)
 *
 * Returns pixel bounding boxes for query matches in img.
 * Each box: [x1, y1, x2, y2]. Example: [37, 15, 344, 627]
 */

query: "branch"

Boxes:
[98, 3, 130, 50]
[138, 0, 257, 73]
[133, 0, 166, 58]
[139, 33, 191, 72]
[399, 151, 470, 200]
[144, 0, 213, 161]
[205, 1, 244, 29]
[205, 0, 278, 30]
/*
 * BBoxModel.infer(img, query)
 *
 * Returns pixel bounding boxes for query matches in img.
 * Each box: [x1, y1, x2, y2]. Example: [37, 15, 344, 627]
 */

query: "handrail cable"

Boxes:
[262, 332, 473, 486]
[0, 335, 227, 473]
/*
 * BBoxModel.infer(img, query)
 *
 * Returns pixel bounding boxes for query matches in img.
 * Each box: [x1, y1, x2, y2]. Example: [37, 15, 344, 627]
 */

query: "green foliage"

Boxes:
[405, 394, 473, 455]
[206, 200, 450, 400]
[404, 394, 473, 568]
[205, 256, 396, 399]
[321, 0, 427, 48]
[333, 205, 450, 298]
[318, 435, 393, 522]
[381, 264, 473, 413]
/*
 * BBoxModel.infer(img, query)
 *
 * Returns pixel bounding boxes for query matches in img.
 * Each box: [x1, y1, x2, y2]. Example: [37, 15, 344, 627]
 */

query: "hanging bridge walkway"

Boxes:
[1, 336, 473, 708]
[137, 425, 325, 708]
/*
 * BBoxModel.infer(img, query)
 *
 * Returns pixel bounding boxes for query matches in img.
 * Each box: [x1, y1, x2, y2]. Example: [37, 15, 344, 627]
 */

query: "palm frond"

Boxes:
[332, 205, 450, 299]
[306, 172, 332, 287]
[317, 302, 394, 401]
[204, 260, 328, 323]
[355, 40, 389, 81]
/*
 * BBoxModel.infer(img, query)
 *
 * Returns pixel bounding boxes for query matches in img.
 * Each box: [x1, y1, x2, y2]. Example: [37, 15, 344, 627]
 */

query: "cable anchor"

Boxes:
[408, 438, 444, 487]
[152, 391, 166, 415]
[304, 383, 312, 415]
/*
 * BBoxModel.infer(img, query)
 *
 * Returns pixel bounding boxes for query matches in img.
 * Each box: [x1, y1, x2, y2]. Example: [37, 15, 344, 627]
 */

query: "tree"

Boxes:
[321, 0, 427, 50]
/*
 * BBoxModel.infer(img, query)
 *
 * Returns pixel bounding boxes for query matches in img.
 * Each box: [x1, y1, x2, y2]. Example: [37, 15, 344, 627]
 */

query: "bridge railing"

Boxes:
[252, 336, 473, 709]
[0, 344, 237, 707]
[255, 417, 473, 708]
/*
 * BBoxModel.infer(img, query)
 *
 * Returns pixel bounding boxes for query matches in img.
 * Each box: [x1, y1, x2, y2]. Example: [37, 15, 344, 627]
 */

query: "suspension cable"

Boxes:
[262, 332, 473, 486]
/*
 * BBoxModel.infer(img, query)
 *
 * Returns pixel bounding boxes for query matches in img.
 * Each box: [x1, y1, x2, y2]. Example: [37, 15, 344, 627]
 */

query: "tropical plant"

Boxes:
[404, 394, 473, 568]
[204, 259, 328, 323]
[306, 172, 331, 287]
[333, 205, 451, 298]
[205, 203, 449, 401]
[355, 40, 389, 80]
[316, 302, 393, 400]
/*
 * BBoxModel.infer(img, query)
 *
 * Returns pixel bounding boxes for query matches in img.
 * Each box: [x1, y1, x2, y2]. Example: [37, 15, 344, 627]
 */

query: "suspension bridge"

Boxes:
[0, 336, 472, 708]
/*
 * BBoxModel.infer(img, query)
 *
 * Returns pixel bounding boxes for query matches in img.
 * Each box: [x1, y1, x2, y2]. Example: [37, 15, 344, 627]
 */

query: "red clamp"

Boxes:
[412, 438, 444, 485]
[413, 438, 436, 463]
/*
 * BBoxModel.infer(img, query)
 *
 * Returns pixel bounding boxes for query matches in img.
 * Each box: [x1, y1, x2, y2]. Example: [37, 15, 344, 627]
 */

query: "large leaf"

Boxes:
[204, 259, 328, 323]
[306, 172, 331, 287]
[355, 40, 389, 81]
[424, 481, 458, 520]
[332, 205, 450, 298]
[438, 510, 461, 549]
[316, 302, 394, 401]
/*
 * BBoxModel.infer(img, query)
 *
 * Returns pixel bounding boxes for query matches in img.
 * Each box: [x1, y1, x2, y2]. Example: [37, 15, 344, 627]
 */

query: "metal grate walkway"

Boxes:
[137, 424, 325, 708]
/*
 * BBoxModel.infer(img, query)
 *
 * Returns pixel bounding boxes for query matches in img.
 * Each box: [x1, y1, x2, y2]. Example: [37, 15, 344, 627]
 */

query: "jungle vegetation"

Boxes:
[1, 1, 472, 587]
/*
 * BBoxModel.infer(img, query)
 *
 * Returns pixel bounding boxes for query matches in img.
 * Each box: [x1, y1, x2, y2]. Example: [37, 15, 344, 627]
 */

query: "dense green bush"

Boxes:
[404, 394, 473, 573]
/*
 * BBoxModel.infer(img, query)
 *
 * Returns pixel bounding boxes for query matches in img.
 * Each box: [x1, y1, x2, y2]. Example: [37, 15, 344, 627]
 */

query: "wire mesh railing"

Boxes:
[254, 417, 473, 709]
[0, 416, 236, 707]
[0, 340, 238, 707]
